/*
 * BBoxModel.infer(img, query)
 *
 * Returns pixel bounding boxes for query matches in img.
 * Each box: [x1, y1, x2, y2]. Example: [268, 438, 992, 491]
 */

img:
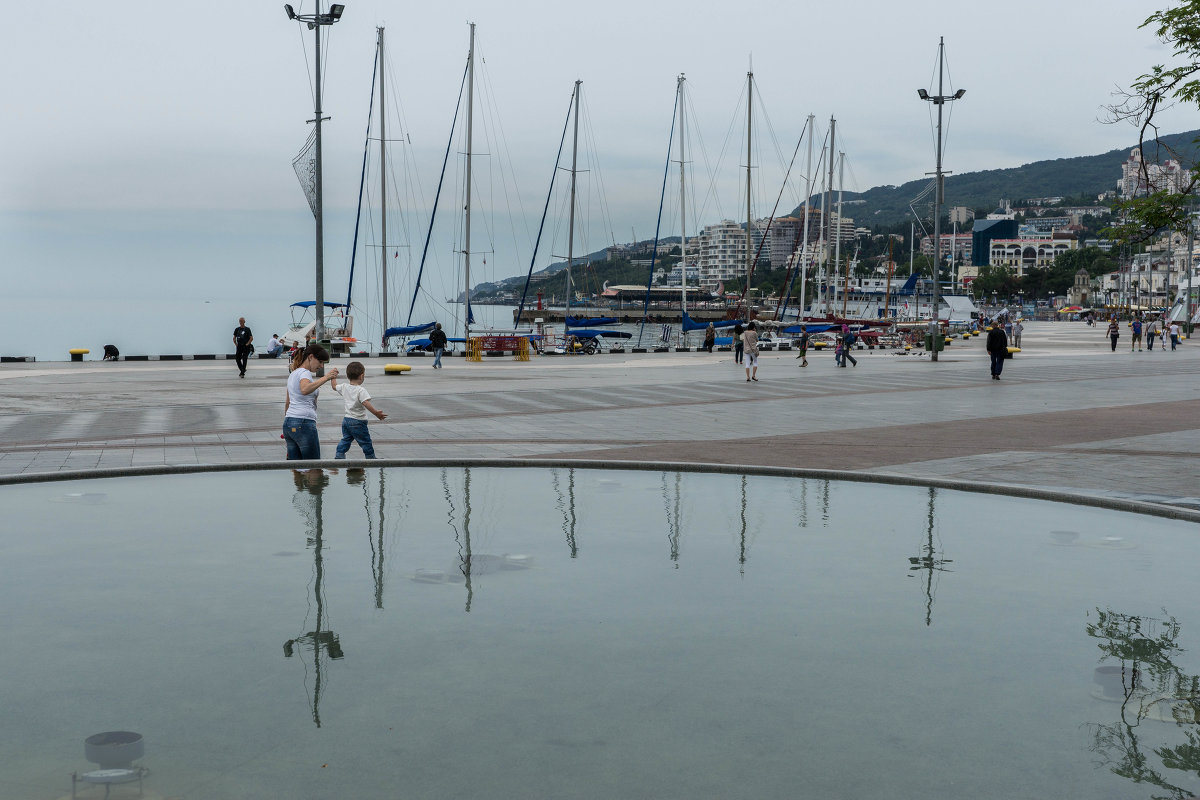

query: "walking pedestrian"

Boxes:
[1131, 317, 1143, 351]
[986, 321, 1008, 380]
[1146, 319, 1158, 350]
[233, 317, 254, 378]
[703, 323, 715, 353]
[795, 325, 809, 367]
[1012, 319, 1024, 348]
[743, 321, 759, 381]
[430, 323, 448, 368]
[839, 325, 858, 367]
[331, 361, 388, 459]
[733, 322, 745, 365]
[1170, 321, 1181, 350]
[1107, 318, 1120, 352]
[283, 344, 338, 460]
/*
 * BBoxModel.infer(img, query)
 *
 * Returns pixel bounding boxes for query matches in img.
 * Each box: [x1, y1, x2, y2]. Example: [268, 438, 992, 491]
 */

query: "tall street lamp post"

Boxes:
[285, 3, 346, 342]
[917, 36, 964, 362]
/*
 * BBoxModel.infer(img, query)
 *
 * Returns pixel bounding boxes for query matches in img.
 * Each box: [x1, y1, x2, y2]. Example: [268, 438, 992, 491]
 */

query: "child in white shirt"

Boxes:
[331, 361, 388, 459]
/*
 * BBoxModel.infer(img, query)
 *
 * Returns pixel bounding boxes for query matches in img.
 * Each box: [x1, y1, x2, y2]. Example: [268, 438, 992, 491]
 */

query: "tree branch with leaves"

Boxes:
[1106, 1, 1200, 242]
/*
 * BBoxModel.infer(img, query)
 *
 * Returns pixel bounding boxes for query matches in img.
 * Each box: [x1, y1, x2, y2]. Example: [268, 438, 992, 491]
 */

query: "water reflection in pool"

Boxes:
[2, 467, 1198, 799]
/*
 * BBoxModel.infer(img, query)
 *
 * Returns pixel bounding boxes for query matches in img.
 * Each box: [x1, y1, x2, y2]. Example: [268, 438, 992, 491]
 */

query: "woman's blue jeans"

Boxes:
[283, 417, 320, 460]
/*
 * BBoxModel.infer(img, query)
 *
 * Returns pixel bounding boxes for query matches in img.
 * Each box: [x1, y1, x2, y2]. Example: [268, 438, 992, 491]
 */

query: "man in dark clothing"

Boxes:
[986, 321, 1008, 380]
[233, 317, 254, 378]
[430, 323, 448, 369]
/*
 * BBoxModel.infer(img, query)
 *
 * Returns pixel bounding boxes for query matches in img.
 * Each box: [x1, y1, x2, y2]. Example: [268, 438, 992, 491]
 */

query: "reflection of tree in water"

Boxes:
[1086, 607, 1200, 799]
[284, 469, 343, 729]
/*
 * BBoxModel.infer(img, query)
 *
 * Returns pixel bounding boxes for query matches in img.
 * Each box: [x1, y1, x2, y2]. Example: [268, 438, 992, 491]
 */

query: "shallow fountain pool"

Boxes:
[2, 466, 1198, 799]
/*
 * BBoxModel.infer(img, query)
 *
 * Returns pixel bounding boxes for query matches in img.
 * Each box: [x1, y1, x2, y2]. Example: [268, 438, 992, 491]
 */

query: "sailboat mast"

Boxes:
[566, 80, 581, 313]
[824, 117, 836, 315]
[834, 151, 844, 313]
[797, 114, 814, 320]
[463, 22, 475, 341]
[745, 69, 753, 310]
[377, 27, 388, 332]
[678, 74, 687, 316]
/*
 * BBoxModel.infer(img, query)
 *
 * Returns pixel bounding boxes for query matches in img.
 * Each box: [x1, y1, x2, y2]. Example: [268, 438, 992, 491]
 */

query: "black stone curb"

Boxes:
[17, 348, 911, 365]
[3, 458, 1198, 524]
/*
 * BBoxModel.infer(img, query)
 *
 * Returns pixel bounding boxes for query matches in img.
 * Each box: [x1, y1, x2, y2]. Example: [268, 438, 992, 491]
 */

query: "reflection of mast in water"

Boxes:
[820, 480, 831, 526]
[661, 471, 681, 565]
[357, 468, 387, 609]
[442, 467, 475, 612]
[284, 470, 344, 729]
[737, 474, 747, 573]
[553, 468, 578, 558]
[907, 486, 952, 626]
[790, 479, 809, 529]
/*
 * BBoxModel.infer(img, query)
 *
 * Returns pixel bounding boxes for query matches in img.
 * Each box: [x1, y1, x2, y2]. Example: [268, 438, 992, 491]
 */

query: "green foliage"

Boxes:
[1105, 2, 1200, 240]
[791, 130, 1200, 227]
[970, 246, 1118, 300]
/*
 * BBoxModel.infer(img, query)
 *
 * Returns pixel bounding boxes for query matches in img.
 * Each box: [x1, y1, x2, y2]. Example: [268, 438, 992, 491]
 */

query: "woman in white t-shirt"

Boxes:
[283, 344, 338, 460]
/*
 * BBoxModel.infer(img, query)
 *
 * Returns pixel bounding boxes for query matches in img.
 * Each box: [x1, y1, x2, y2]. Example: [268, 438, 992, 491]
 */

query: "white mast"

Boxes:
[745, 68, 753, 312]
[566, 80, 581, 313]
[824, 117, 836, 314]
[797, 114, 815, 320]
[463, 23, 475, 340]
[833, 151, 845, 312]
[678, 74, 688, 317]
[377, 27, 388, 332]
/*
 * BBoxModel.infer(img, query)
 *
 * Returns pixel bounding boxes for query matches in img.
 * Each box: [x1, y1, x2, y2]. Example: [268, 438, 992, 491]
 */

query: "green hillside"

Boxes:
[802, 129, 1200, 226]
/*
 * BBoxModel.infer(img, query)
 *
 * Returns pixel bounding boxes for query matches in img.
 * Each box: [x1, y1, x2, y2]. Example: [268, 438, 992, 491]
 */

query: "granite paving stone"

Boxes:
[3, 321, 1200, 512]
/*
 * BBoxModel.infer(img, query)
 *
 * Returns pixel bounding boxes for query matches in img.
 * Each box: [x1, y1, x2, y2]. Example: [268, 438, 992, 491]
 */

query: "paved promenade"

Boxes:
[3, 321, 1200, 512]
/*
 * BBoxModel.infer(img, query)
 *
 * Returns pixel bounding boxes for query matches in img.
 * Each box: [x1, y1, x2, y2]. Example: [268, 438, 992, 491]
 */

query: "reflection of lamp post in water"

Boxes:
[284, 470, 344, 728]
[907, 487, 952, 626]
[442, 467, 476, 612]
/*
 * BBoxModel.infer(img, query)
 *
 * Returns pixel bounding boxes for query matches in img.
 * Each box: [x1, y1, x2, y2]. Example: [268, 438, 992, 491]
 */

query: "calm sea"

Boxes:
[6, 209, 537, 362]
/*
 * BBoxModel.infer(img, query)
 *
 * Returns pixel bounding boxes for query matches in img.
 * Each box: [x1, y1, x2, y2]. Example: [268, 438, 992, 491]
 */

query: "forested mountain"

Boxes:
[798, 129, 1200, 226]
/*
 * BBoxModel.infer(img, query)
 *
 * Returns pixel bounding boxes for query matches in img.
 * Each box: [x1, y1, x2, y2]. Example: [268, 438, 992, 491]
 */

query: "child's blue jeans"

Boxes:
[335, 417, 376, 459]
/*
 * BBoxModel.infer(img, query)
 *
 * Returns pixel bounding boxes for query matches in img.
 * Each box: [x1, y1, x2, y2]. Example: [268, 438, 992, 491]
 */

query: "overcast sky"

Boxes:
[5, 0, 1191, 231]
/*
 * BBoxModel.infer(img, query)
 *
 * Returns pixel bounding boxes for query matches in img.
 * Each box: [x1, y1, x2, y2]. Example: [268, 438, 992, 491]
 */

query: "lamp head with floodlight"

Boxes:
[917, 89, 929, 100]
[284, 3, 295, 19]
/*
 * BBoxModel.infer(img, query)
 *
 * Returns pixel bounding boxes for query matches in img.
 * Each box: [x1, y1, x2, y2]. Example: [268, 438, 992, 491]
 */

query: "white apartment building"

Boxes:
[1120, 148, 1186, 198]
[988, 238, 1078, 276]
[948, 206, 973, 226]
[695, 219, 771, 287]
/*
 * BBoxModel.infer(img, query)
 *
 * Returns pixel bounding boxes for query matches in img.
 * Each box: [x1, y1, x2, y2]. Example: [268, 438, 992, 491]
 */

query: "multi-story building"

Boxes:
[1019, 216, 1072, 236]
[988, 237, 1078, 276]
[920, 233, 973, 264]
[948, 206, 973, 226]
[695, 219, 770, 287]
[1119, 148, 1186, 198]
[767, 210, 854, 272]
[971, 218, 1018, 267]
